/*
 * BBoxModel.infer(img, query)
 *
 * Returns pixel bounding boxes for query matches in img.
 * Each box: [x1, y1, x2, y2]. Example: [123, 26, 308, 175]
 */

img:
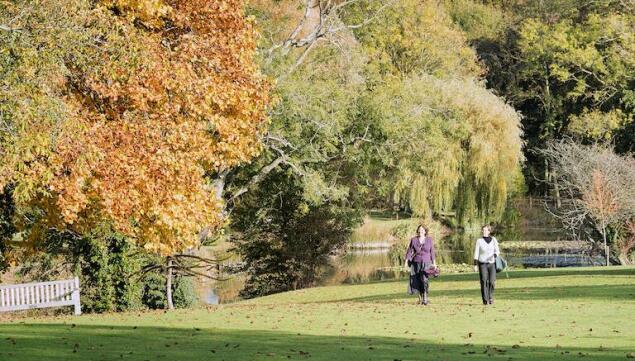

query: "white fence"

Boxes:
[0, 277, 81, 315]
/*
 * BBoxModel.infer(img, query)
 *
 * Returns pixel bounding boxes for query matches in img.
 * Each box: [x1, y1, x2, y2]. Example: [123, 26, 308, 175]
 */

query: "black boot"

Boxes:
[422, 281, 429, 305]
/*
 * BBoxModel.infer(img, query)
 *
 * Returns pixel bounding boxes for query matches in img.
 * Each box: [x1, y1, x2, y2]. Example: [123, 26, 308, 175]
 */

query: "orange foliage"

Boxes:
[583, 170, 619, 223]
[23, 1, 270, 254]
[622, 221, 635, 255]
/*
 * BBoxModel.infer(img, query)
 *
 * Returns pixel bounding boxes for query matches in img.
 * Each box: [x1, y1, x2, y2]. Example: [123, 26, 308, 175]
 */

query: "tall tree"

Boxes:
[224, 0, 373, 296]
[344, 0, 524, 224]
[448, 0, 634, 194]
[361, 75, 524, 223]
[0, 0, 270, 256]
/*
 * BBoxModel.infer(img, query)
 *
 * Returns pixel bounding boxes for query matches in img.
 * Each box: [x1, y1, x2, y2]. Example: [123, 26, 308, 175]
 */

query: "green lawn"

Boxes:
[2, 266, 635, 360]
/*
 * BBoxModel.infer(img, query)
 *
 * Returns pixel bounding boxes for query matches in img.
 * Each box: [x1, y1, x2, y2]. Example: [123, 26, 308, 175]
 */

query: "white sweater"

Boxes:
[473, 237, 500, 264]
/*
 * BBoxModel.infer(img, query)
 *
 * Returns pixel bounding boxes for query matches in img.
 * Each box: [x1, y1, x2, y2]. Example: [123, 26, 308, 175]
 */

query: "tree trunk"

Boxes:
[213, 171, 227, 201]
[166, 257, 174, 310]
[552, 169, 561, 209]
[602, 224, 609, 267]
[544, 159, 550, 199]
[529, 195, 533, 208]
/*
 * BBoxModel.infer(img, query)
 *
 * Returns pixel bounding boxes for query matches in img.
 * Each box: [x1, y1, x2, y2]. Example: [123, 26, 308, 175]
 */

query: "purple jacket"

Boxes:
[405, 236, 435, 264]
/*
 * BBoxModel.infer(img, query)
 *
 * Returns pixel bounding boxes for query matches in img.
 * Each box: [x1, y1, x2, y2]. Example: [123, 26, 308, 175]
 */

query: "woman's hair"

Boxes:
[416, 224, 429, 236]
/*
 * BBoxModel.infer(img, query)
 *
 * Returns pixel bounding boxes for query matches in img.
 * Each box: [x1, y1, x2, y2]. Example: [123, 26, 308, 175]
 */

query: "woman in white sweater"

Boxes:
[473, 225, 500, 305]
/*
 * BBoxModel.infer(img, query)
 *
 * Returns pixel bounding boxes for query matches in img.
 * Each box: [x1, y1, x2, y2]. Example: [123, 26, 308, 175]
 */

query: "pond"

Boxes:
[200, 226, 605, 304]
[329, 227, 605, 285]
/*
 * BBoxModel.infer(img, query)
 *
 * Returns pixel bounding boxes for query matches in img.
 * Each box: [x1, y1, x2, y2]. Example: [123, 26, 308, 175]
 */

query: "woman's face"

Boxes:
[482, 226, 490, 237]
[417, 226, 426, 237]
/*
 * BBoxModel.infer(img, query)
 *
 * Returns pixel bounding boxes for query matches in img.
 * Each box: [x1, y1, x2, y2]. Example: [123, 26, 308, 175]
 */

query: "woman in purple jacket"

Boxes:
[404, 225, 437, 305]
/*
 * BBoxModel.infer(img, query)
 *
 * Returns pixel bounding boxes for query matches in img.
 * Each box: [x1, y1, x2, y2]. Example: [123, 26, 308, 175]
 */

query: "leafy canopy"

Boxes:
[0, 0, 270, 255]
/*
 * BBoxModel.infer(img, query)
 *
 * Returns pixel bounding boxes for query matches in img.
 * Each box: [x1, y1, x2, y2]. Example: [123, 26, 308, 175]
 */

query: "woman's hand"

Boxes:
[473, 265, 478, 272]
[403, 263, 410, 272]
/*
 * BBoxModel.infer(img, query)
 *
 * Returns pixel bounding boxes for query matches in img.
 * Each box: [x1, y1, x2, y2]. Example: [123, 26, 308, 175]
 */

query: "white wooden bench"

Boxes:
[0, 277, 81, 315]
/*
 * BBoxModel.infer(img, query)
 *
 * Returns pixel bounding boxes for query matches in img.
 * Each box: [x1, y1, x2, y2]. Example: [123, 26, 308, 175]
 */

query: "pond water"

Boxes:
[201, 226, 605, 304]
[330, 227, 605, 285]
[199, 273, 245, 305]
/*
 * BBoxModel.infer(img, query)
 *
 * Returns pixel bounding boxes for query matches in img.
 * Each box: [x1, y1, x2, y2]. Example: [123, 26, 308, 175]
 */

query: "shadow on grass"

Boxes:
[327, 283, 635, 304]
[425, 266, 635, 283]
[353, 266, 635, 286]
[0, 323, 632, 361]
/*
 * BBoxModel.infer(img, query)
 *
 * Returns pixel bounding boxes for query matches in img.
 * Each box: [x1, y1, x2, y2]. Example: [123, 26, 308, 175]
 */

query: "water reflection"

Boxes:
[203, 287, 220, 305]
[331, 230, 603, 284]
[200, 228, 604, 303]
[435, 232, 474, 264]
[508, 254, 605, 268]
[325, 250, 405, 285]
[197, 266, 245, 305]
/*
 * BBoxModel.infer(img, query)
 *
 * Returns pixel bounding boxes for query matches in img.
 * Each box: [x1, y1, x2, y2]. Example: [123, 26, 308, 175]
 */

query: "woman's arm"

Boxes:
[404, 239, 414, 270]
[473, 239, 480, 262]
[430, 237, 436, 266]
[473, 239, 480, 272]
[494, 237, 501, 257]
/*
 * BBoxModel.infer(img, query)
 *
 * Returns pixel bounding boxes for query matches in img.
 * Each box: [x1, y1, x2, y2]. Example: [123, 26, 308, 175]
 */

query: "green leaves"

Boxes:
[364, 75, 522, 223]
[568, 109, 631, 140]
[347, 0, 482, 78]
[516, 11, 634, 132]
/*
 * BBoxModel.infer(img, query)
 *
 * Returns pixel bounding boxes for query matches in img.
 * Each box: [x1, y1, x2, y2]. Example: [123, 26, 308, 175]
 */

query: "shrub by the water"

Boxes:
[231, 171, 361, 298]
[141, 273, 197, 310]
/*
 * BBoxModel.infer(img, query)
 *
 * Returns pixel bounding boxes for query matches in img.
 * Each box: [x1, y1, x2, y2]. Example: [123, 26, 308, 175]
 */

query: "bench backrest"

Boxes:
[0, 277, 81, 315]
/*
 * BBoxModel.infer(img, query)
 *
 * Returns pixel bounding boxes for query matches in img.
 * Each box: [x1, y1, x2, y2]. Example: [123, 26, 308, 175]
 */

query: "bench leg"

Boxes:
[73, 277, 82, 316]
[73, 302, 81, 315]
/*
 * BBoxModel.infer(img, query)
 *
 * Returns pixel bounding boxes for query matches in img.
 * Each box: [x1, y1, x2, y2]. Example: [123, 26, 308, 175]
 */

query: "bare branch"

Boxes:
[269, 0, 393, 70]
[173, 253, 232, 264]
[265, 134, 297, 150]
[286, 38, 321, 76]
[227, 155, 288, 203]
[0, 24, 23, 32]
[281, 0, 314, 50]
[539, 139, 635, 264]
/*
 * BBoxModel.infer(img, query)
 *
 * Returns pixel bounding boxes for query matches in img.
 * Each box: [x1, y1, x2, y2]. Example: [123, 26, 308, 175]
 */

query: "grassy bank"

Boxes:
[350, 213, 417, 245]
[1, 266, 634, 360]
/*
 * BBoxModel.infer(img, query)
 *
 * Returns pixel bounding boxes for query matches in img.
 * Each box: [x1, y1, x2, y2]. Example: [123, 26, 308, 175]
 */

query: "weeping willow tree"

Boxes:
[234, 0, 524, 227]
[345, 0, 524, 225]
[369, 76, 523, 224]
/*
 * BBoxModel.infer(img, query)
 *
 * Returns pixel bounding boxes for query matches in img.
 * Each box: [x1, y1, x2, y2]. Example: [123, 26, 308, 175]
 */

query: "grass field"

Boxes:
[1, 266, 635, 360]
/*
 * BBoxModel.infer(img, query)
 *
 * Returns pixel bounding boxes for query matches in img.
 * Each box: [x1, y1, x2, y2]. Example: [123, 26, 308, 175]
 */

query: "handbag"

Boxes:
[424, 264, 440, 278]
[495, 255, 507, 273]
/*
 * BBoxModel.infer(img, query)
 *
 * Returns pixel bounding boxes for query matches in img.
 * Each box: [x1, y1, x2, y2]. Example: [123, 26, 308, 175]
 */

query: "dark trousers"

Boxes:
[408, 262, 430, 296]
[478, 262, 496, 304]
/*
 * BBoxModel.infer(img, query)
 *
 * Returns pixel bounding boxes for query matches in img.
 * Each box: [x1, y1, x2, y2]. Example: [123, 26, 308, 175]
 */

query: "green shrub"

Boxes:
[231, 171, 362, 298]
[141, 273, 198, 309]
[0, 186, 16, 273]
[17, 227, 142, 313]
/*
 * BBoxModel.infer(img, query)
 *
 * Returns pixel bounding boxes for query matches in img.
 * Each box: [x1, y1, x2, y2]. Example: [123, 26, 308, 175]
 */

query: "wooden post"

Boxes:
[72, 277, 82, 315]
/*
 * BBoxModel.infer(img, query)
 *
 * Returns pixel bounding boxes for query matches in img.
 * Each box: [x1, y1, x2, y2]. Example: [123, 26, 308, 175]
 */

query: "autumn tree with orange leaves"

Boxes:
[0, 0, 270, 256]
[542, 140, 635, 266]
